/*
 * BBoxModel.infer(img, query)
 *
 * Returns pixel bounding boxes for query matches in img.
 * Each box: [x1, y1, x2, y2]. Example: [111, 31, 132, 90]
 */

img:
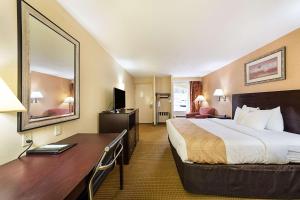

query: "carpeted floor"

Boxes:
[95, 124, 257, 200]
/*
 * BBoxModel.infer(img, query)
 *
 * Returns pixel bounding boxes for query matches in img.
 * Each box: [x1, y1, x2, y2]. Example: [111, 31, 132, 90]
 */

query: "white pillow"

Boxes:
[236, 109, 249, 124]
[266, 107, 284, 132]
[234, 105, 259, 123]
[242, 105, 260, 112]
[234, 107, 242, 121]
[239, 110, 272, 130]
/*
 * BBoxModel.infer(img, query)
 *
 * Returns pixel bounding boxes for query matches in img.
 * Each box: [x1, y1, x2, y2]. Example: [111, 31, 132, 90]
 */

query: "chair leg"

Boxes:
[88, 172, 97, 200]
[119, 150, 124, 190]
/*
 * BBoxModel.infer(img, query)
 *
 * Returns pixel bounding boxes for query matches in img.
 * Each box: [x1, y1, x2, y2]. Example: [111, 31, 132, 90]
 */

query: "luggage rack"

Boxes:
[155, 93, 171, 124]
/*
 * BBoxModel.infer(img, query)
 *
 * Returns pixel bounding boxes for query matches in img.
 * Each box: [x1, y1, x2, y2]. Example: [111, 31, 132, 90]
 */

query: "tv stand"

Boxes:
[99, 109, 139, 164]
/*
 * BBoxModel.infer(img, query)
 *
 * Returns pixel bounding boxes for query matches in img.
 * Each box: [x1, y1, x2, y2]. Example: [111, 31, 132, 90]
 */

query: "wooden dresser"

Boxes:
[99, 109, 139, 164]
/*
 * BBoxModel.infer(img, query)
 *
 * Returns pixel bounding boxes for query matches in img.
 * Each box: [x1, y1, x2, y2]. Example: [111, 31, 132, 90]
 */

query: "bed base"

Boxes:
[169, 139, 300, 199]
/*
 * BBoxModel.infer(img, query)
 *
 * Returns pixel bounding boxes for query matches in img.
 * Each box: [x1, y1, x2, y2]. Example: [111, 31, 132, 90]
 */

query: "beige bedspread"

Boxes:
[170, 118, 227, 164]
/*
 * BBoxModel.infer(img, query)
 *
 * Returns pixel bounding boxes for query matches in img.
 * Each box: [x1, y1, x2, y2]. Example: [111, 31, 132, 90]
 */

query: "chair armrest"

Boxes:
[186, 112, 198, 118]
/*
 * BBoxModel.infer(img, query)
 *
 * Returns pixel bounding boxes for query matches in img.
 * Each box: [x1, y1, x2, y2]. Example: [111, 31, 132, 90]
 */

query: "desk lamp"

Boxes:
[0, 77, 31, 158]
[0, 77, 26, 112]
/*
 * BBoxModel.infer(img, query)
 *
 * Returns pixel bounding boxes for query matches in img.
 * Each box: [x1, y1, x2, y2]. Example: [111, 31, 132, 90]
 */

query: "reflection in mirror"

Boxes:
[18, 0, 80, 131]
[29, 16, 75, 121]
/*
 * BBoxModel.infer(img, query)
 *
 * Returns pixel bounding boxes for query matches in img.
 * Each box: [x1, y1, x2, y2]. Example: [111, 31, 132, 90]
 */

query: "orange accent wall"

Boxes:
[203, 28, 300, 116]
[30, 71, 72, 116]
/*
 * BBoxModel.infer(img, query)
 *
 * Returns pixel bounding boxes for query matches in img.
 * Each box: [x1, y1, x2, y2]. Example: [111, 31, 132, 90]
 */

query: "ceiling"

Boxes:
[57, 0, 300, 77]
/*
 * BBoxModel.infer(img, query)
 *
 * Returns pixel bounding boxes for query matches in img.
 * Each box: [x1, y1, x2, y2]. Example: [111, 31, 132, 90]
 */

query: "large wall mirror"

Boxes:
[17, 0, 80, 131]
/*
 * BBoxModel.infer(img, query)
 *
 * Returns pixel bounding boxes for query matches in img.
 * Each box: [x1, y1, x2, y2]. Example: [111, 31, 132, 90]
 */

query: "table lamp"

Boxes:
[64, 96, 74, 112]
[194, 95, 206, 111]
[194, 95, 205, 102]
[0, 77, 26, 112]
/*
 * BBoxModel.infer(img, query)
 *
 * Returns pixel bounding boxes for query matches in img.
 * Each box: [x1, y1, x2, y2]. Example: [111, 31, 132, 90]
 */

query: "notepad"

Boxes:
[27, 143, 77, 155]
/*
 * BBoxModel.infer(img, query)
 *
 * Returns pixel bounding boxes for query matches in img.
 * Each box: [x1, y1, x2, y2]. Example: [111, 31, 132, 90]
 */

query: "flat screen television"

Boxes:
[113, 87, 125, 110]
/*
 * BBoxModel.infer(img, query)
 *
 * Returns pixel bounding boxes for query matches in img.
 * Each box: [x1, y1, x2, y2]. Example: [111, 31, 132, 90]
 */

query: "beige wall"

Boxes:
[30, 71, 72, 116]
[203, 28, 300, 116]
[0, 0, 135, 164]
[155, 76, 171, 93]
[134, 77, 153, 84]
[172, 77, 202, 82]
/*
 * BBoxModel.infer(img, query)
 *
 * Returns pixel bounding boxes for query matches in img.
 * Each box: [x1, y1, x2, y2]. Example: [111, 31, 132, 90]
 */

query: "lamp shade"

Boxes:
[213, 89, 224, 97]
[0, 78, 26, 112]
[64, 96, 74, 103]
[194, 95, 205, 102]
[31, 91, 43, 99]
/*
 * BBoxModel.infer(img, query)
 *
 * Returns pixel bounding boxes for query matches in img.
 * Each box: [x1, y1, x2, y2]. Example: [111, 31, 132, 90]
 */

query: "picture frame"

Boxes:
[17, 0, 80, 131]
[244, 47, 286, 85]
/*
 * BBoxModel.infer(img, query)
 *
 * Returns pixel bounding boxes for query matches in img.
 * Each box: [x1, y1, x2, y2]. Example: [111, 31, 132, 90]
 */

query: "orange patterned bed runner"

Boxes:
[170, 118, 227, 164]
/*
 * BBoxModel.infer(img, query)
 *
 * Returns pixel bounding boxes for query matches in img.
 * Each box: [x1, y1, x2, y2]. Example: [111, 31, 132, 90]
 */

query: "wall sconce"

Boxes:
[31, 91, 43, 103]
[213, 89, 226, 101]
[0, 77, 26, 112]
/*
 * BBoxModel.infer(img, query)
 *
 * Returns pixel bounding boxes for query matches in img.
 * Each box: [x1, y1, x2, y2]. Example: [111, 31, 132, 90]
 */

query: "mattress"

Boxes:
[167, 118, 300, 164]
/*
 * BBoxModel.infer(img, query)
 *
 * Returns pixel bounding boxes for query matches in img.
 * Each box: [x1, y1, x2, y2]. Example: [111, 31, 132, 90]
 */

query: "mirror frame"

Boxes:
[17, 0, 80, 132]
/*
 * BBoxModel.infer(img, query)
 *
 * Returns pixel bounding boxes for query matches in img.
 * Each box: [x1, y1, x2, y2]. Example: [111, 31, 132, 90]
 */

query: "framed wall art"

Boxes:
[245, 47, 286, 85]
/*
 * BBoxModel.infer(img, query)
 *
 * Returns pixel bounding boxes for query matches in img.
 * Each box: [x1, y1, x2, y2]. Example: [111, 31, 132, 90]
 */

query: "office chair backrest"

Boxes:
[88, 129, 127, 200]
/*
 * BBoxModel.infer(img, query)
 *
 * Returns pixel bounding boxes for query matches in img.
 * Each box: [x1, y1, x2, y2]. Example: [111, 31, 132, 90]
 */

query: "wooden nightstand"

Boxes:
[209, 115, 231, 119]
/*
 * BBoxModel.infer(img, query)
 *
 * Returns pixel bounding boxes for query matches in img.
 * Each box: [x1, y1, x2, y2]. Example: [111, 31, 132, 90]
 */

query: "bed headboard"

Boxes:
[232, 90, 300, 134]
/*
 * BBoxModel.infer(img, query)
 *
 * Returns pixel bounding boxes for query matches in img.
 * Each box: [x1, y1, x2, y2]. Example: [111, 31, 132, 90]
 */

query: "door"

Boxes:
[135, 83, 153, 123]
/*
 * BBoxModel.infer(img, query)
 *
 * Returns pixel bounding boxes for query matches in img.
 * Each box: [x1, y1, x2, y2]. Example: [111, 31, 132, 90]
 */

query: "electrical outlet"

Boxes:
[54, 125, 62, 136]
[21, 134, 32, 147]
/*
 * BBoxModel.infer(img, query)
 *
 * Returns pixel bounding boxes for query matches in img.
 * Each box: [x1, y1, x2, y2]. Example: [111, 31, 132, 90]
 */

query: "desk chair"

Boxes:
[88, 130, 127, 200]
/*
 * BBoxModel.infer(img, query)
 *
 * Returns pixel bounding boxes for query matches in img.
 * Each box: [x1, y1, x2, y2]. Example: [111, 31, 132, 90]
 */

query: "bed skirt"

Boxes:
[169, 138, 300, 199]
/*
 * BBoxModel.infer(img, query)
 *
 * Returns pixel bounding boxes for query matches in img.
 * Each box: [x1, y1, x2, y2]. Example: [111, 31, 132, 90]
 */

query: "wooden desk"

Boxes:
[0, 133, 120, 200]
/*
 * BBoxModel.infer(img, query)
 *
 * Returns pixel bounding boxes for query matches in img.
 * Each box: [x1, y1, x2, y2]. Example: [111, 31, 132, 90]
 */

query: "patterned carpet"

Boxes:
[95, 124, 255, 200]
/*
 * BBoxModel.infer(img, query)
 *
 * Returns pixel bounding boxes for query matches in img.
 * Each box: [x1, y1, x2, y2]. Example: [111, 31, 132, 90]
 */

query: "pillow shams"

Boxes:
[266, 107, 284, 132]
[234, 107, 242, 121]
[239, 110, 272, 130]
[234, 105, 259, 123]
[242, 105, 260, 112]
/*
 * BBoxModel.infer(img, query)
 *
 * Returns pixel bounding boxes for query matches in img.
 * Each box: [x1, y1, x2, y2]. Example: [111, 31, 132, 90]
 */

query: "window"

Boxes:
[173, 81, 190, 115]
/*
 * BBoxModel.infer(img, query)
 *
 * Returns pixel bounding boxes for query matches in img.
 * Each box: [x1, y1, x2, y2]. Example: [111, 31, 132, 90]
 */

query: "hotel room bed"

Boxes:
[167, 90, 300, 199]
[168, 118, 300, 164]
